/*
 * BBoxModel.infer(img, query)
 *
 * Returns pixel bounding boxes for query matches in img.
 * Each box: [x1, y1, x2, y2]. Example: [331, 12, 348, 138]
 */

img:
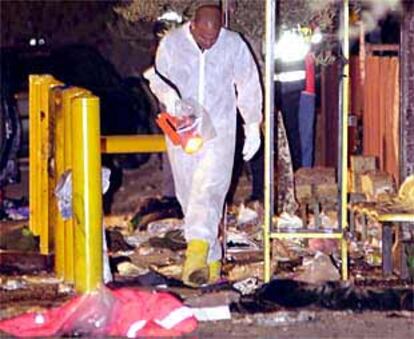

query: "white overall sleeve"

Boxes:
[234, 40, 263, 125]
[144, 39, 179, 114]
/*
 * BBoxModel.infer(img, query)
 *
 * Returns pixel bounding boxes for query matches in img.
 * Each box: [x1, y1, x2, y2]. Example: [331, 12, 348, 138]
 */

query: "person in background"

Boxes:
[145, 3, 262, 286]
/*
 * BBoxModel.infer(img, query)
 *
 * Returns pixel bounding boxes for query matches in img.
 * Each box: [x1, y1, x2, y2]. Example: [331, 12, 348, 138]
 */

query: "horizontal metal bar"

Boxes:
[377, 214, 414, 222]
[270, 232, 343, 239]
[101, 135, 166, 154]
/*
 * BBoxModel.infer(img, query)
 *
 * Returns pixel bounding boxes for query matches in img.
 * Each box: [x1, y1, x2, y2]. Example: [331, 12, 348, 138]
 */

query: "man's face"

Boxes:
[191, 20, 221, 50]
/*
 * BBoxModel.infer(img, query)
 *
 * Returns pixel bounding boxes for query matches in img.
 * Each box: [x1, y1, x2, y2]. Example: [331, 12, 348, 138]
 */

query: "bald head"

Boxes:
[191, 5, 222, 50]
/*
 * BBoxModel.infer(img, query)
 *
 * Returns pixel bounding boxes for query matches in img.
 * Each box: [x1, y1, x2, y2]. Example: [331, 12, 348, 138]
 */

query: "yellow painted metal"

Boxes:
[263, 0, 276, 283]
[270, 232, 343, 239]
[72, 94, 103, 293]
[340, 0, 350, 280]
[263, 0, 350, 281]
[101, 135, 166, 154]
[29, 75, 62, 254]
[52, 87, 89, 280]
[61, 87, 90, 283]
[341, 236, 348, 279]
[377, 213, 414, 222]
[29, 76, 41, 236]
[51, 87, 65, 278]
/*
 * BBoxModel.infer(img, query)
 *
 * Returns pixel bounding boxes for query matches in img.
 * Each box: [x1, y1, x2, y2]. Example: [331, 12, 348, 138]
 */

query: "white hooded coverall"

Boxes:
[147, 22, 262, 262]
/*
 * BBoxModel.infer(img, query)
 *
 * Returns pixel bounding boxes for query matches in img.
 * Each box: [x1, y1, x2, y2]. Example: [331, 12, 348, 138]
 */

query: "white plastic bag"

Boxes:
[173, 99, 216, 154]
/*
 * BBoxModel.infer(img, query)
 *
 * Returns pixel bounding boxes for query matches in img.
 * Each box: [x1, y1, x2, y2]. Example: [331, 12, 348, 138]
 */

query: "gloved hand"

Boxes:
[242, 122, 261, 161]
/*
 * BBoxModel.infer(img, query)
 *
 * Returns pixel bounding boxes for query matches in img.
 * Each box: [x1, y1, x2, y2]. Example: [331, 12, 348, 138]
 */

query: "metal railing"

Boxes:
[29, 75, 166, 292]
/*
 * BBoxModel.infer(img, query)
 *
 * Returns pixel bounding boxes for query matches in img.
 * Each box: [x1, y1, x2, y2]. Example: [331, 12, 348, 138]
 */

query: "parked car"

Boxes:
[0, 44, 154, 188]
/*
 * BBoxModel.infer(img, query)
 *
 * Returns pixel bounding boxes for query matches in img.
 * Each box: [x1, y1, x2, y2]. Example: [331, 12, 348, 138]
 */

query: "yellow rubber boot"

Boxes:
[182, 239, 209, 287]
[208, 260, 222, 284]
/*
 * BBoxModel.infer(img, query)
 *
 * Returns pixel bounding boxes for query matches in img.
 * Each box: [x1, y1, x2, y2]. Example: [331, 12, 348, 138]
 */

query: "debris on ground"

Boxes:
[234, 310, 317, 327]
[129, 197, 183, 231]
[233, 279, 414, 313]
[0, 225, 38, 252]
[0, 197, 29, 221]
[192, 305, 232, 321]
[294, 251, 340, 284]
[0, 286, 197, 337]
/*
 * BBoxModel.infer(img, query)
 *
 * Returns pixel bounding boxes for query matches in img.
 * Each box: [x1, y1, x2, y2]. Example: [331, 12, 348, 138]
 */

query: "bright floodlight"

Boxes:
[29, 38, 36, 46]
[275, 30, 310, 63]
[311, 29, 323, 44]
[158, 10, 183, 23]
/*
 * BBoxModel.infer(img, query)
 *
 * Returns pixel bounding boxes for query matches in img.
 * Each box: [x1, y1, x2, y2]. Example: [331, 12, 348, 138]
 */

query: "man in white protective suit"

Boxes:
[145, 3, 262, 286]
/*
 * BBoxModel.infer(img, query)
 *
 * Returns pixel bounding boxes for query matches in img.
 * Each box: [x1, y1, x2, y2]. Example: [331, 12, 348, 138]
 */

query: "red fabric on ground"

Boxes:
[0, 287, 197, 337]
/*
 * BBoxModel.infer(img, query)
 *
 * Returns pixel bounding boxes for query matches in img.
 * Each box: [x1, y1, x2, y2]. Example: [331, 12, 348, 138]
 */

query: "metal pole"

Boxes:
[222, 0, 229, 28]
[264, 0, 276, 283]
[339, 0, 349, 280]
[62, 87, 89, 283]
[72, 94, 103, 293]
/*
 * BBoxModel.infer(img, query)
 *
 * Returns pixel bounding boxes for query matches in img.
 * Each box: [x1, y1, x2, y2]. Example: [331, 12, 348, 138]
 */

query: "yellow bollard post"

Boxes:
[72, 94, 103, 293]
[29, 75, 61, 254]
[29, 76, 42, 236]
[51, 87, 65, 279]
[62, 87, 90, 283]
[53, 87, 89, 281]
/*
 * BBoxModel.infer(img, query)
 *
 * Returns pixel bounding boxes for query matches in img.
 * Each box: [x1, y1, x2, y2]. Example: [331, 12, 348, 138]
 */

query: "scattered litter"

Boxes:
[233, 277, 260, 295]
[149, 229, 186, 251]
[295, 251, 340, 284]
[147, 218, 184, 235]
[129, 197, 183, 231]
[58, 283, 74, 294]
[125, 233, 152, 248]
[153, 264, 183, 279]
[1, 279, 26, 291]
[226, 231, 260, 253]
[308, 212, 338, 229]
[237, 311, 316, 327]
[108, 270, 184, 288]
[0, 226, 39, 252]
[4, 206, 30, 221]
[117, 262, 149, 277]
[227, 262, 263, 281]
[272, 239, 299, 261]
[0, 197, 29, 221]
[234, 279, 414, 312]
[137, 246, 154, 256]
[308, 239, 338, 255]
[236, 204, 258, 225]
[276, 212, 303, 229]
[103, 215, 132, 229]
[0, 286, 197, 337]
[54, 167, 111, 220]
[365, 248, 382, 267]
[106, 229, 135, 253]
[185, 291, 240, 308]
[191, 305, 231, 321]
[23, 276, 62, 285]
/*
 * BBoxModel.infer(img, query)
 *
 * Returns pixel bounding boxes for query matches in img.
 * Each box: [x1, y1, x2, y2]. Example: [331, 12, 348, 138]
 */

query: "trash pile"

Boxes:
[1, 158, 413, 337]
[0, 197, 29, 221]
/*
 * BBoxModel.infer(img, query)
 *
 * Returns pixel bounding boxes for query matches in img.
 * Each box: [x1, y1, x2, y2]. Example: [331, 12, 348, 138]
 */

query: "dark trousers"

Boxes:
[277, 80, 305, 171]
[226, 114, 264, 204]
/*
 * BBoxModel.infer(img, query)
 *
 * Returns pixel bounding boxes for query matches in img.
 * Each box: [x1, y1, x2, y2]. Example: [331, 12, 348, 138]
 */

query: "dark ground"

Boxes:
[2, 156, 414, 338]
